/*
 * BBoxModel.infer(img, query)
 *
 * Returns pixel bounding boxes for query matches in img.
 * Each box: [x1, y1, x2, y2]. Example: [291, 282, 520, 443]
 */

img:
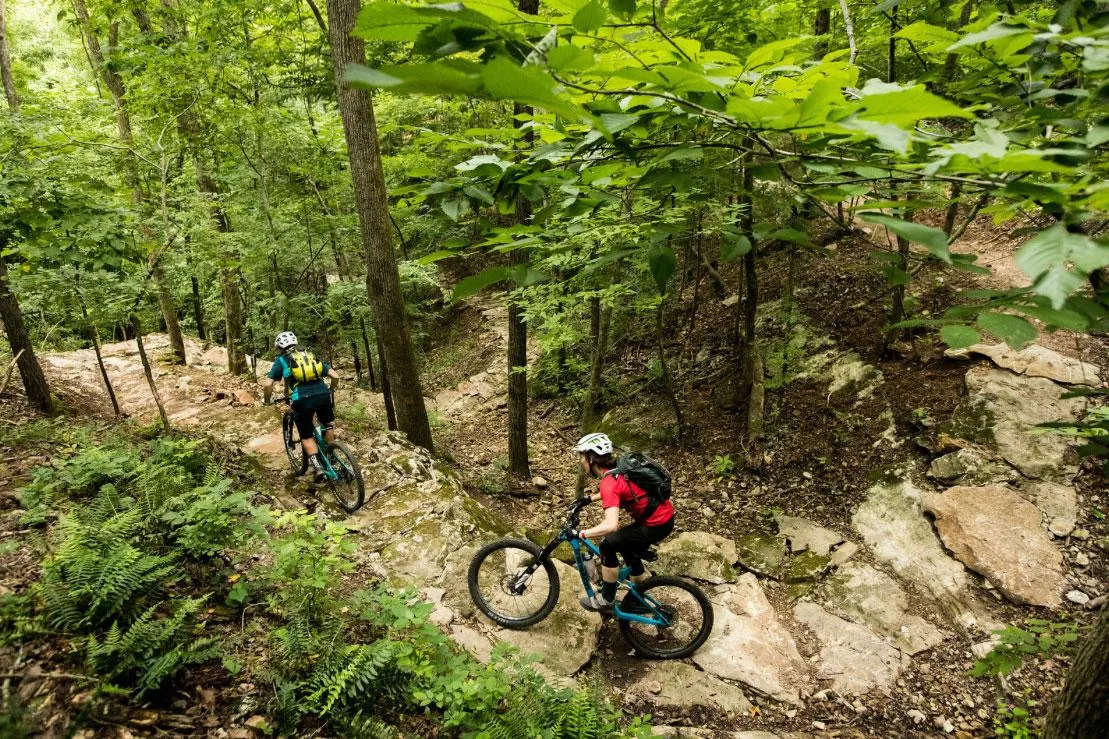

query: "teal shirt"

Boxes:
[268, 352, 331, 401]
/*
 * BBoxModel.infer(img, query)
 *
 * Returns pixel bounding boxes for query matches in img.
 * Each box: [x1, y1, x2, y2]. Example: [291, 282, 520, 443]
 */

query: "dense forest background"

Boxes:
[1, 0, 1108, 737]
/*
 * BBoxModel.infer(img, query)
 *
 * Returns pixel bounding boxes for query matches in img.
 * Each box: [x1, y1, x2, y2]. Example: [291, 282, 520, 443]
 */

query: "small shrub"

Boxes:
[711, 454, 735, 476]
[161, 473, 270, 558]
[971, 620, 1082, 678]
[993, 695, 1038, 739]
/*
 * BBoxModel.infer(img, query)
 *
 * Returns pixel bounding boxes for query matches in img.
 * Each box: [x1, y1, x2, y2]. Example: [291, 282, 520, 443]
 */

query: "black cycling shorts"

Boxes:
[600, 516, 675, 574]
[291, 393, 335, 440]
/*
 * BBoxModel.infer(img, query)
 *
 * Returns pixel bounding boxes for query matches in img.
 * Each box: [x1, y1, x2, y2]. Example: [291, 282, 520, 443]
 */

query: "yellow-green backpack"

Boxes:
[287, 349, 324, 384]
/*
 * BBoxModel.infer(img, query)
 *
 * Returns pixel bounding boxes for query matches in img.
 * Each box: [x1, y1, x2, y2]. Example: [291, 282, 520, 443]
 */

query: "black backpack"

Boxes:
[605, 452, 672, 521]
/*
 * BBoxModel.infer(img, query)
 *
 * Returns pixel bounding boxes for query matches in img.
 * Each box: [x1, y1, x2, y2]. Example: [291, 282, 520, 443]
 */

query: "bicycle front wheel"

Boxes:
[468, 538, 560, 629]
[282, 411, 307, 475]
[618, 575, 714, 659]
[326, 441, 365, 513]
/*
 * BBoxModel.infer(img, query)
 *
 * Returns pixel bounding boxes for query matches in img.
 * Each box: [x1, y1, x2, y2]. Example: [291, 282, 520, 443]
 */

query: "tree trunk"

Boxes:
[360, 317, 377, 391]
[377, 333, 397, 431]
[350, 339, 363, 384]
[78, 274, 120, 416]
[72, 0, 186, 364]
[326, 0, 432, 450]
[942, 1, 975, 88]
[655, 303, 684, 441]
[190, 272, 206, 340]
[582, 293, 613, 433]
[812, 7, 831, 60]
[1043, 606, 1109, 738]
[131, 314, 169, 430]
[0, 0, 19, 113]
[0, 255, 54, 414]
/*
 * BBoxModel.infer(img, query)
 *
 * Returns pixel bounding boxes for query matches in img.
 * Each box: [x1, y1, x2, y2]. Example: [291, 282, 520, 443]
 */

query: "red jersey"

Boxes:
[599, 471, 674, 526]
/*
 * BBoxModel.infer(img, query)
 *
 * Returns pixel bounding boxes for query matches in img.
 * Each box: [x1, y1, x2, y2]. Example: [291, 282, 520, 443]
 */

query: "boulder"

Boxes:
[826, 353, 884, 403]
[786, 551, 832, 583]
[1016, 480, 1077, 538]
[928, 447, 1015, 486]
[946, 344, 1101, 386]
[962, 368, 1085, 481]
[626, 662, 751, 715]
[775, 514, 845, 556]
[793, 601, 908, 695]
[853, 478, 988, 631]
[822, 563, 946, 655]
[692, 575, 808, 705]
[922, 485, 1066, 608]
[736, 532, 786, 579]
[655, 531, 739, 584]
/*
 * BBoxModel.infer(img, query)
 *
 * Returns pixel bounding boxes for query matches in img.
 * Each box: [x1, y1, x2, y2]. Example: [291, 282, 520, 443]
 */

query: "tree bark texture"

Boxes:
[377, 333, 397, 431]
[0, 0, 19, 113]
[1043, 606, 1109, 738]
[812, 7, 831, 60]
[360, 317, 377, 391]
[72, 0, 187, 364]
[327, 0, 432, 449]
[0, 255, 54, 413]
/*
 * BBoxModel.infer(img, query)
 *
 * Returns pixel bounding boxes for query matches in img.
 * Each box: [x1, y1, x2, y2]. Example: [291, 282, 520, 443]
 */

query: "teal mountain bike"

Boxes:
[467, 499, 713, 659]
[276, 395, 365, 513]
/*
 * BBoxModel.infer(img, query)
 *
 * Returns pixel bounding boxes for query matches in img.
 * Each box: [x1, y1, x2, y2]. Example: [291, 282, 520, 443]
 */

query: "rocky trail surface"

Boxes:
[32, 311, 1108, 737]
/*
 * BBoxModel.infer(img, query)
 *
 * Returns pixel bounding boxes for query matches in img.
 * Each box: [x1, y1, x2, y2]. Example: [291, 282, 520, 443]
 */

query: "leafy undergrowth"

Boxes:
[0, 419, 652, 737]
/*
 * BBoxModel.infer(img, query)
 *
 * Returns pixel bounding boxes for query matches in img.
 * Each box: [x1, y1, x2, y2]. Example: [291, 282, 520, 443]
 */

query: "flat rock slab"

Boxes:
[922, 485, 1065, 608]
[947, 343, 1101, 385]
[492, 558, 603, 676]
[853, 478, 986, 631]
[794, 602, 907, 696]
[626, 661, 751, 715]
[964, 367, 1085, 481]
[929, 447, 1015, 487]
[692, 574, 808, 705]
[655, 531, 739, 584]
[1017, 480, 1077, 538]
[736, 532, 786, 579]
[822, 563, 946, 655]
[775, 514, 845, 556]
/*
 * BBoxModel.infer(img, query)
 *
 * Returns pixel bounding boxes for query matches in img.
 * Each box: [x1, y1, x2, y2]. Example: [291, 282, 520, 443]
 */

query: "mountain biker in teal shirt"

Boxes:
[262, 331, 341, 479]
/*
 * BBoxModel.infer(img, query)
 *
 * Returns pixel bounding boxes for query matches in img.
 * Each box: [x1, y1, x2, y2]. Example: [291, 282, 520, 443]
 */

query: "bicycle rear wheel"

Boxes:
[282, 411, 307, 475]
[326, 441, 365, 513]
[618, 575, 714, 659]
[468, 538, 560, 629]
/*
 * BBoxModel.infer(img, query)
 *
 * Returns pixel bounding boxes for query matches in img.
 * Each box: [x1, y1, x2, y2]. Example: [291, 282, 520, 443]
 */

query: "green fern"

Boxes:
[41, 511, 177, 630]
[86, 597, 217, 695]
[307, 641, 410, 715]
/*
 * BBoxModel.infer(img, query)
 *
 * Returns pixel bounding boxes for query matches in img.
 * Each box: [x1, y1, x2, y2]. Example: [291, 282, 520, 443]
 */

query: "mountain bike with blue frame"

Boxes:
[467, 499, 713, 659]
[275, 394, 365, 513]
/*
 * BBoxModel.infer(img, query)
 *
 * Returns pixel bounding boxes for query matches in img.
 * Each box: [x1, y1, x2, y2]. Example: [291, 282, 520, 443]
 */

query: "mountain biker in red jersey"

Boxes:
[573, 432, 675, 613]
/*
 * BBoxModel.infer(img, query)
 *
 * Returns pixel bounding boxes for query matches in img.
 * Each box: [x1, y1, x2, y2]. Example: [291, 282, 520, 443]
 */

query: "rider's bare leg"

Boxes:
[323, 427, 335, 444]
[303, 437, 320, 455]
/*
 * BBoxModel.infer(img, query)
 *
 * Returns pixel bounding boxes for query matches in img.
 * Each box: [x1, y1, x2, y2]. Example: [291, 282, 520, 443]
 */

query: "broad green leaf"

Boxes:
[418, 250, 460, 265]
[976, 312, 1038, 350]
[573, 0, 607, 33]
[859, 213, 951, 264]
[745, 37, 807, 70]
[453, 266, 513, 299]
[855, 85, 972, 125]
[441, 199, 466, 222]
[648, 243, 676, 294]
[842, 118, 910, 154]
[895, 21, 958, 48]
[480, 58, 583, 120]
[355, 3, 438, 42]
[720, 234, 751, 263]
[345, 62, 482, 97]
[1087, 125, 1109, 148]
[1015, 226, 1109, 308]
[949, 23, 1028, 51]
[941, 325, 981, 349]
[456, 154, 512, 172]
[608, 0, 636, 18]
[546, 45, 595, 73]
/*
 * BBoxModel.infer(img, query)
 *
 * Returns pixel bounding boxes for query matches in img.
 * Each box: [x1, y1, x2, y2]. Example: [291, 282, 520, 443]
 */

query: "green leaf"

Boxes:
[855, 85, 972, 125]
[345, 62, 482, 97]
[976, 312, 1038, 350]
[354, 3, 437, 42]
[648, 243, 676, 294]
[949, 23, 1029, 51]
[859, 213, 951, 263]
[573, 0, 607, 33]
[480, 58, 583, 120]
[546, 44, 595, 73]
[1015, 226, 1109, 308]
[441, 199, 466, 222]
[608, 0, 636, 18]
[452, 267, 513, 299]
[418, 250, 460, 265]
[941, 325, 982, 349]
[842, 118, 910, 154]
[720, 234, 751, 263]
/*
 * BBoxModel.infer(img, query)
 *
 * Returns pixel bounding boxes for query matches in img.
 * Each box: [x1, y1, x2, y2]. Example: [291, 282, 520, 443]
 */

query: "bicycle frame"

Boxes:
[520, 521, 672, 627]
[310, 426, 341, 481]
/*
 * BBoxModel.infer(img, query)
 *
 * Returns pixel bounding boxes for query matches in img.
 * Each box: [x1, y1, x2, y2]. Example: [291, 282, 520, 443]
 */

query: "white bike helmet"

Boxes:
[574, 432, 613, 456]
[275, 331, 298, 351]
